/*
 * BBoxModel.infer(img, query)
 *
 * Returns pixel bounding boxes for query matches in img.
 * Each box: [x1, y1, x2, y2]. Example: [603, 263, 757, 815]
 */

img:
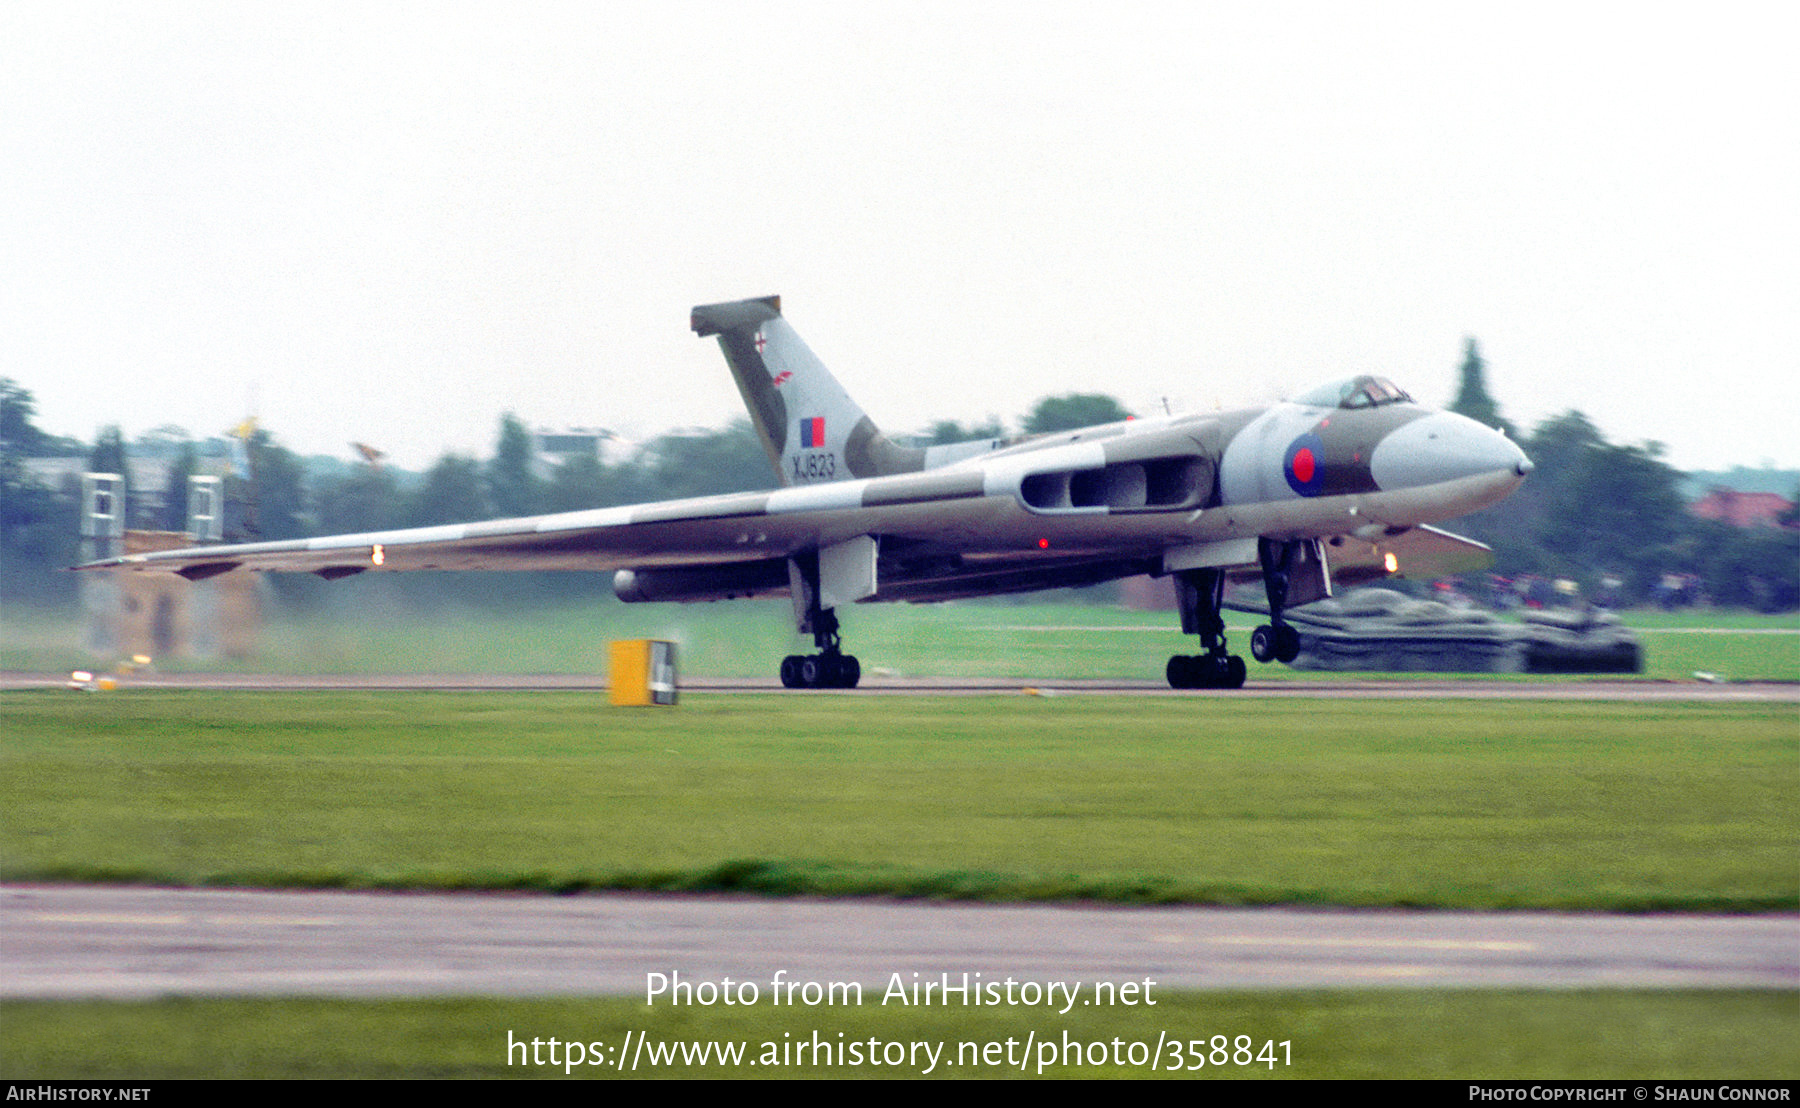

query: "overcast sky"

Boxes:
[4, 2, 1795, 473]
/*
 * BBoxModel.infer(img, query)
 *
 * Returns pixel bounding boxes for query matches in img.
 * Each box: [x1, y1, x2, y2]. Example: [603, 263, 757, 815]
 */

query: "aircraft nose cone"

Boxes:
[1371, 411, 1530, 490]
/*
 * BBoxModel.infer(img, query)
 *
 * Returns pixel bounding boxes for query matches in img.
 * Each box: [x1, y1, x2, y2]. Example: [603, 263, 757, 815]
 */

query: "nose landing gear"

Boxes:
[1250, 536, 1324, 666]
[1249, 622, 1301, 665]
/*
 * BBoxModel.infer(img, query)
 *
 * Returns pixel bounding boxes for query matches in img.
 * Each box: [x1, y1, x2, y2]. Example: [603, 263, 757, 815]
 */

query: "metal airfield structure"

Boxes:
[77, 296, 1533, 690]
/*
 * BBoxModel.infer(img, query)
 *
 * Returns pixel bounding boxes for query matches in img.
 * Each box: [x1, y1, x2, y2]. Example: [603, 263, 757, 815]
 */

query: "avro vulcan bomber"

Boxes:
[80, 296, 1531, 690]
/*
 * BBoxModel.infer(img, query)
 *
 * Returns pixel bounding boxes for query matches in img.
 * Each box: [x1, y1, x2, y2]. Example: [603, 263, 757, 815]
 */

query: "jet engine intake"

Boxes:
[1020, 456, 1208, 513]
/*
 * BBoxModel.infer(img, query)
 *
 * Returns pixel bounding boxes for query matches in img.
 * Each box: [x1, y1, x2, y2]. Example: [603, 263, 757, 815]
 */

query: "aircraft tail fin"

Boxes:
[691, 296, 923, 486]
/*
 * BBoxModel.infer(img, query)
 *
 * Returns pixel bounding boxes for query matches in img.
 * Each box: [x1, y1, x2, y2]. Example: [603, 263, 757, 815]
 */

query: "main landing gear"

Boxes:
[779, 551, 862, 689]
[779, 607, 862, 689]
[1166, 567, 1248, 689]
[1167, 538, 1324, 688]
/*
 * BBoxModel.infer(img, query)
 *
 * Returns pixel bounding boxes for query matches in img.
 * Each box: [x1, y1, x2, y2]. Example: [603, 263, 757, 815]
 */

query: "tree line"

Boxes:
[1447, 340, 1797, 611]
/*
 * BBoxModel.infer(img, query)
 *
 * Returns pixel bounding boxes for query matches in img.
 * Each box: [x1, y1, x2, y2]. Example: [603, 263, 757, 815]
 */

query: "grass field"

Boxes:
[3, 691, 1793, 910]
[3, 991, 1794, 1079]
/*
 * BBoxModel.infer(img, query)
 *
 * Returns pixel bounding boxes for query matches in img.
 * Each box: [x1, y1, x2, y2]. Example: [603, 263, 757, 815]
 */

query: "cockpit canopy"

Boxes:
[1293, 375, 1415, 410]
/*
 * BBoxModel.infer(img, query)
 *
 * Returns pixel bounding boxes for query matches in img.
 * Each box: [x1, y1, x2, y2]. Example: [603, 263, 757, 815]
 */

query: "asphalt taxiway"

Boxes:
[4, 884, 1795, 999]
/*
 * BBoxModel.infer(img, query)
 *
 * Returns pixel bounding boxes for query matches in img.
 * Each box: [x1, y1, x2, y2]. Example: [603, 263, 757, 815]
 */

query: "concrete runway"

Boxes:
[4, 884, 1795, 999]
[6, 670, 1798, 701]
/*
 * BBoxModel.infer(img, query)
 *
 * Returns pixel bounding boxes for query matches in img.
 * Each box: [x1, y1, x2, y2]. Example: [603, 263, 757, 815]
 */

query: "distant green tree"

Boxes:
[0, 453, 80, 603]
[1549, 440, 1685, 595]
[239, 430, 309, 540]
[1523, 410, 1602, 477]
[1685, 518, 1800, 611]
[1, 383, 82, 602]
[926, 417, 1005, 445]
[88, 425, 128, 477]
[410, 453, 489, 526]
[1449, 337, 1515, 439]
[645, 420, 775, 499]
[1447, 408, 1713, 604]
[1, 379, 53, 455]
[543, 451, 609, 513]
[312, 463, 401, 535]
[1022, 394, 1132, 435]
[486, 413, 542, 518]
[1460, 410, 1690, 600]
[161, 439, 198, 531]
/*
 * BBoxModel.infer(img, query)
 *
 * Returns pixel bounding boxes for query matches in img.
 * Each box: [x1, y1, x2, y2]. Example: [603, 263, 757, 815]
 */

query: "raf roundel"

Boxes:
[1283, 431, 1327, 497]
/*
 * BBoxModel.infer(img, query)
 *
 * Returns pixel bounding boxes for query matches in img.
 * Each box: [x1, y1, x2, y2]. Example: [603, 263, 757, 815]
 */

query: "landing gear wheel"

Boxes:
[784, 557, 864, 690]
[782, 652, 862, 689]
[1250, 624, 1276, 664]
[1167, 653, 1246, 690]
[1274, 624, 1302, 664]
